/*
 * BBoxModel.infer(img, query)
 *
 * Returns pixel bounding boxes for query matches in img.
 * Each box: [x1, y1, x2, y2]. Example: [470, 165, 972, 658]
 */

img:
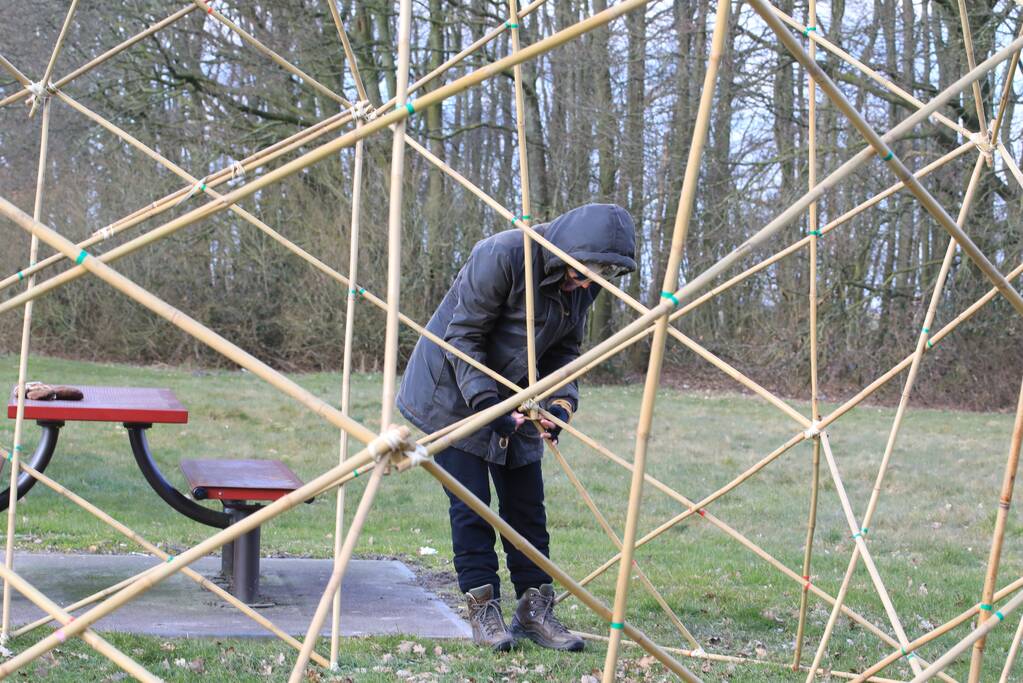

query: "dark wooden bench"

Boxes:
[180, 459, 306, 603]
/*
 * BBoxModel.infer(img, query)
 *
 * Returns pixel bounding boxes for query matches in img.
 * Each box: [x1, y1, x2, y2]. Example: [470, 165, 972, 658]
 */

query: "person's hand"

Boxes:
[540, 405, 571, 443]
[490, 410, 526, 437]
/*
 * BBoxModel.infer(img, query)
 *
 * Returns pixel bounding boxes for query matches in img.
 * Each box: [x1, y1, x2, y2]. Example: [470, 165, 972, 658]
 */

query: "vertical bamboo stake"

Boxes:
[967, 375, 1023, 682]
[806, 148, 988, 682]
[2, 99, 51, 643]
[378, 0, 413, 430]
[601, 3, 729, 679]
[793, 0, 821, 667]
[289, 459, 388, 682]
[330, 129, 365, 669]
[507, 0, 539, 395]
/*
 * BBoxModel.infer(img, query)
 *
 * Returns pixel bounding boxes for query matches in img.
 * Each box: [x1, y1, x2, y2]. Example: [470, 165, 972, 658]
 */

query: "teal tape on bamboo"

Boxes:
[661, 291, 680, 307]
[803, 25, 816, 37]
[397, 102, 414, 115]
[513, 214, 531, 223]
[882, 150, 893, 161]
[166, 555, 175, 562]
[860, 527, 868, 535]
[851, 531, 863, 540]
[14, 444, 23, 452]
[808, 230, 822, 237]
[353, 470, 359, 478]
[349, 287, 366, 298]
[921, 327, 929, 334]
[505, 21, 519, 29]
[980, 603, 993, 611]
[927, 339, 935, 349]
[610, 621, 624, 630]
[996, 610, 1006, 621]
[17, 271, 23, 281]
[75, 250, 89, 265]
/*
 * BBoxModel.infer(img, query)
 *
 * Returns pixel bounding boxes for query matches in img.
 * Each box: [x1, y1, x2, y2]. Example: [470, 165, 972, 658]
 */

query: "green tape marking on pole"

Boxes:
[922, 327, 929, 334]
[17, 271, 24, 281]
[75, 250, 89, 265]
[661, 291, 680, 307]
[861, 527, 868, 535]
[513, 214, 531, 223]
[996, 610, 1005, 621]
[505, 21, 519, 29]
[900, 647, 916, 659]
[808, 230, 822, 237]
[851, 531, 862, 540]
[927, 339, 935, 349]
[882, 150, 893, 161]
[803, 25, 816, 37]
[980, 603, 993, 611]
[397, 102, 414, 115]
[610, 621, 624, 630]
[14, 444, 23, 452]
[349, 287, 365, 298]
[353, 470, 359, 478]
[166, 555, 175, 562]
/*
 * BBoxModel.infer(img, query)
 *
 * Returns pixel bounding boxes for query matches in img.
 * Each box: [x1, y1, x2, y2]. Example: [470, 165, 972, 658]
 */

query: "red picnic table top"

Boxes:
[7, 385, 188, 424]
[180, 459, 304, 502]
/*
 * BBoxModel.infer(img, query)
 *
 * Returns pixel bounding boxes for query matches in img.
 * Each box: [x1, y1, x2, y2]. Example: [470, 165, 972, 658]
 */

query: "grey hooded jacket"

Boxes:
[396, 203, 637, 467]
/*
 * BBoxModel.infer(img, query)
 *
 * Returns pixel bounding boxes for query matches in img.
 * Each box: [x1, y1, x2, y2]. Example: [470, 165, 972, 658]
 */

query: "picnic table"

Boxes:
[6, 385, 306, 602]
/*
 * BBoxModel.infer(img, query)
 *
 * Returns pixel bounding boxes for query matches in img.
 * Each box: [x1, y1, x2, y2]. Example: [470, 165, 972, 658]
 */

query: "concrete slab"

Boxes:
[7, 553, 471, 639]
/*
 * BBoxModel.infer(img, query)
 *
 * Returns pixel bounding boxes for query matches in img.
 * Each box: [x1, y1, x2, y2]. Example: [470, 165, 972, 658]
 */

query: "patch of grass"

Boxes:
[0, 354, 1020, 680]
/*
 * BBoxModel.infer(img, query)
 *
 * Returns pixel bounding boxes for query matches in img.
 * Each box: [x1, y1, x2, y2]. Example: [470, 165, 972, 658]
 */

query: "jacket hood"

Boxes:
[538, 204, 638, 282]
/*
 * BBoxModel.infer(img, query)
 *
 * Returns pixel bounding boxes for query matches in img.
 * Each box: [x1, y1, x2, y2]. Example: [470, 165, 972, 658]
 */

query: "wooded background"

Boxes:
[2, 0, 1022, 408]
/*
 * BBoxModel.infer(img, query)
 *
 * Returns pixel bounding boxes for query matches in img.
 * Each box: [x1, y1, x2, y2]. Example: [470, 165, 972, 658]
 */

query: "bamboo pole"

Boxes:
[956, 0, 989, 136]
[5, 0, 1016, 328]
[0, 560, 158, 682]
[910, 583, 1023, 683]
[3, 99, 51, 643]
[324, 1, 369, 103]
[793, 0, 822, 665]
[966, 374, 1023, 681]
[2, 453, 329, 666]
[805, 153, 988, 680]
[999, 611, 1023, 683]
[0, 5, 200, 109]
[507, 0, 539, 398]
[602, 5, 728, 677]
[289, 459, 388, 682]
[749, 0, 1023, 319]
[192, 0, 350, 107]
[378, 0, 412, 435]
[545, 440, 701, 650]
[421, 461, 701, 682]
[330, 128, 365, 669]
[770, 7, 976, 141]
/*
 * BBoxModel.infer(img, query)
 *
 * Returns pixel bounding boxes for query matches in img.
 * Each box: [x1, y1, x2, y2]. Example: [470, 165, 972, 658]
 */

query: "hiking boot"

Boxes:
[465, 584, 515, 652]
[510, 584, 585, 651]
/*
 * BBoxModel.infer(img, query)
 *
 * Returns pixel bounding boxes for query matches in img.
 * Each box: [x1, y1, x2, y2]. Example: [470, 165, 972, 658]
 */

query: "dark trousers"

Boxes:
[435, 446, 552, 600]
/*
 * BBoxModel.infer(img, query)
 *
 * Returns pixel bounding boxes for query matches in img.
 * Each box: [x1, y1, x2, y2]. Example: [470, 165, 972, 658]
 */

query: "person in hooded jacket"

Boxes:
[397, 203, 637, 652]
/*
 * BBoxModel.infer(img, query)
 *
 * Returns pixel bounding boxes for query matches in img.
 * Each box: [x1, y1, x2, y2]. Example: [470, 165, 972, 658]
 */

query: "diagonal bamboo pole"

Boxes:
[602, 4, 729, 677]
[793, 0, 822, 665]
[956, 0, 989, 137]
[2, 453, 330, 666]
[507, 0, 539, 397]
[0, 5, 200, 109]
[32, 0, 81, 117]
[3, 22, 1017, 329]
[770, 7, 976, 142]
[0, 560, 158, 682]
[192, 0, 350, 107]
[966, 373, 1023, 681]
[749, 0, 1023, 319]
[545, 440, 701, 650]
[289, 459, 388, 681]
[325, 1, 369, 103]
[806, 152, 988, 679]
[2, 99, 52, 643]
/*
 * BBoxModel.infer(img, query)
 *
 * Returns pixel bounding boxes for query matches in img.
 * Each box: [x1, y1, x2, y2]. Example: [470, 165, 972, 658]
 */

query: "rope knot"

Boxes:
[803, 421, 823, 439]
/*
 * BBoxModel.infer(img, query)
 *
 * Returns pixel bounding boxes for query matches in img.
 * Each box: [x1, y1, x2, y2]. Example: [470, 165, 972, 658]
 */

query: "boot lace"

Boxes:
[535, 592, 572, 635]
[477, 599, 506, 638]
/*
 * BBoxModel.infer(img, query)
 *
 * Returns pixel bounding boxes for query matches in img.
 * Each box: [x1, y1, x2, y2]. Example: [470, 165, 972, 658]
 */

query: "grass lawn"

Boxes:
[0, 354, 1020, 681]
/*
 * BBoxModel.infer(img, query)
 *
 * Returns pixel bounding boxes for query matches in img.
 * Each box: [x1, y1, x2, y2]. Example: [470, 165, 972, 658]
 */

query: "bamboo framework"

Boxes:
[1, 1, 1023, 681]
